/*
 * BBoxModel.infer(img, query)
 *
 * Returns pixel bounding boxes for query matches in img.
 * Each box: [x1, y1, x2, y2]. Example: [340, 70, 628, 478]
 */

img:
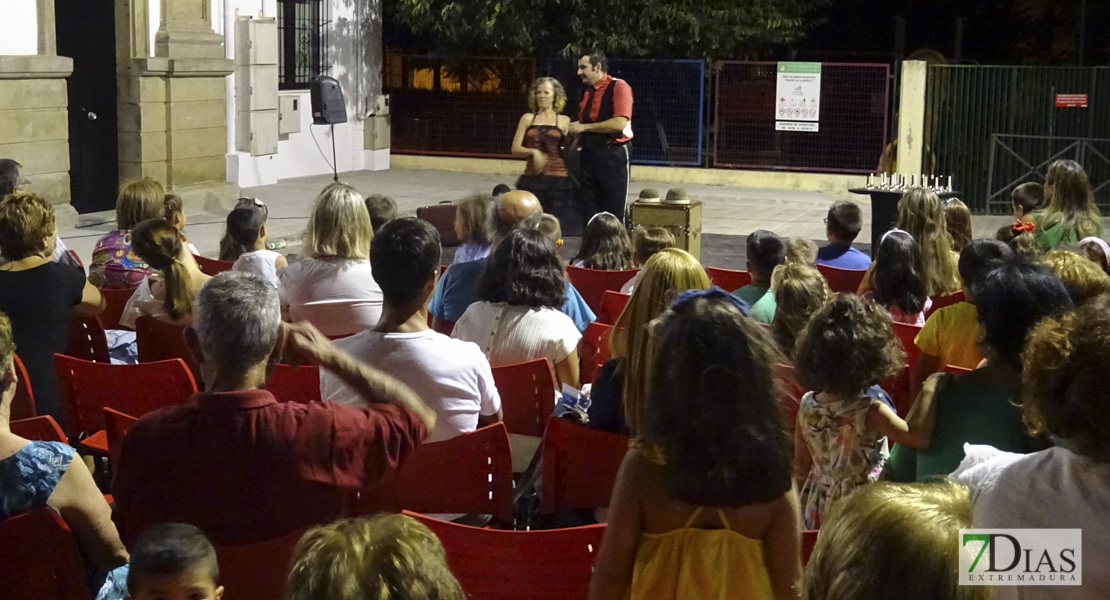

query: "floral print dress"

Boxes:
[797, 391, 887, 529]
[0, 441, 74, 519]
[88, 229, 157, 288]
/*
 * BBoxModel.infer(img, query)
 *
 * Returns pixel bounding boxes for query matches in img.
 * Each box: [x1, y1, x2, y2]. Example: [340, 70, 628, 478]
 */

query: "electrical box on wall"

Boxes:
[234, 16, 279, 156]
[279, 95, 301, 134]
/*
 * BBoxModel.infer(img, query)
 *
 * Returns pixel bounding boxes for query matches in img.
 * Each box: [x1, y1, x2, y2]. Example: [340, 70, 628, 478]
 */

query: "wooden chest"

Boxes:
[629, 201, 703, 260]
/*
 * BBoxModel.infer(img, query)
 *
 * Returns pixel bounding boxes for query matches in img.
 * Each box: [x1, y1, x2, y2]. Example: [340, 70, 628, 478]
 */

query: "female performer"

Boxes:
[511, 77, 582, 235]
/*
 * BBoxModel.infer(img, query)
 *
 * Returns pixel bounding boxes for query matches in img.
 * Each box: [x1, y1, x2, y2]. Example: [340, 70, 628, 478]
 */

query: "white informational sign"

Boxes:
[775, 62, 821, 132]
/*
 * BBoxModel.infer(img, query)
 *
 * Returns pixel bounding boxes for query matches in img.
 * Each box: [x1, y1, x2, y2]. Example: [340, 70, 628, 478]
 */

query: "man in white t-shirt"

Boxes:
[320, 217, 502, 442]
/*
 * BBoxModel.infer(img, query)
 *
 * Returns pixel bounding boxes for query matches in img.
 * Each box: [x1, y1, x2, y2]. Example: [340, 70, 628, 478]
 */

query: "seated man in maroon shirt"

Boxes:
[113, 271, 436, 543]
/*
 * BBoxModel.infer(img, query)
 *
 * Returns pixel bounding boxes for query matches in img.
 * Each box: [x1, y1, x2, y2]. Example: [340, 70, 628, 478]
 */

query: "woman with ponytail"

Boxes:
[119, 218, 211, 328]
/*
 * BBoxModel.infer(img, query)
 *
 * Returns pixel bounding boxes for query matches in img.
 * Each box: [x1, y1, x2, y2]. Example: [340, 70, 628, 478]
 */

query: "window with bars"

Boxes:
[277, 0, 331, 90]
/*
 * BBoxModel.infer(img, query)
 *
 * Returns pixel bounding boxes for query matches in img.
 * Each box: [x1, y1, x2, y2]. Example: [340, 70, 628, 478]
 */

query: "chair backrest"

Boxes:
[134, 315, 202, 383]
[541, 417, 629, 514]
[490, 359, 557, 437]
[265, 364, 321, 403]
[881, 363, 914, 417]
[9, 415, 68, 444]
[774, 363, 806, 439]
[815, 263, 868, 294]
[11, 353, 36, 420]
[356, 423, 514, 523]
[705, 266, 752, 292]
[433, 319, 455, 336]
[565, 265, 639, 314]
[596, 290, 631, 325]
[214, 527, 308, 600]
[944, 364, 973, 376]
[0, 508, 94, 600]
[64, 318, 111, 363]
[891, 322, 924, 370]
[98, 288, 136, 331]
[579, 321, 614, 387]
[54, 354, 198, 436]
[405, 511, 605, 600]
[103, 407, 139, 474]
[192, 254, 235, 277]
[67, 249, 84, 269]
[925, 289, 966, 318]
[802, 529, 819, 565]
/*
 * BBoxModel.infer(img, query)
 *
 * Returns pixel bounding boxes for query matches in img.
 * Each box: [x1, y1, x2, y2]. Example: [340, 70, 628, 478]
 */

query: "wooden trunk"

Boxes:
[629, 201, 703, 260]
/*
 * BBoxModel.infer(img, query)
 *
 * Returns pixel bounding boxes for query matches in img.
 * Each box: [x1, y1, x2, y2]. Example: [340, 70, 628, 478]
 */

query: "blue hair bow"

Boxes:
[672, 286, 751, 316]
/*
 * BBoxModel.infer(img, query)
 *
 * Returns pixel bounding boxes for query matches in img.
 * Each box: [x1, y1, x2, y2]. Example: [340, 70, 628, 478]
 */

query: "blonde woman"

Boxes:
[88, 178, 165, 288]
[511, 77, 582, 235]
[770, 262, 832, 359]
[857, 188, 960, 297]
[588, 248, 711, 434]
[276, 182, 382, 337]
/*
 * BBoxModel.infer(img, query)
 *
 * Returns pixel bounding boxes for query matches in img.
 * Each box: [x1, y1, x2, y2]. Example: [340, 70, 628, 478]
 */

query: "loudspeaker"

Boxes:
[310, 76, 347, 125]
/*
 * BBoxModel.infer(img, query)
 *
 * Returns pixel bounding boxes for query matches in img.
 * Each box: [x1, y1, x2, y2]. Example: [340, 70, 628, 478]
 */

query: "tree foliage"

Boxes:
[386, 0, 830, 61]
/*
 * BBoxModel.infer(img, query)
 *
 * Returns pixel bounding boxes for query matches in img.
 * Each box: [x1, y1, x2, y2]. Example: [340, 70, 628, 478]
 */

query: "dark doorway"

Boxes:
[56, 0, 119, 214]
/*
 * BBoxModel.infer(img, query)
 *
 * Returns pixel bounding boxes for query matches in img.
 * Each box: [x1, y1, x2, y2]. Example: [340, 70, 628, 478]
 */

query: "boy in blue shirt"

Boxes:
[816, 200, 872, 270]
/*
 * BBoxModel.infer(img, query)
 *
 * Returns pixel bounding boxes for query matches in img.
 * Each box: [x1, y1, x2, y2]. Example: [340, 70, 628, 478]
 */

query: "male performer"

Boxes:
[568, 50, 633, 223]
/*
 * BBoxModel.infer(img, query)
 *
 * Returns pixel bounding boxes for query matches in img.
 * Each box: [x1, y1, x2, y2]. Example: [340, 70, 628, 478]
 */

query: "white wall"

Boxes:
[0, 0, 37, 55]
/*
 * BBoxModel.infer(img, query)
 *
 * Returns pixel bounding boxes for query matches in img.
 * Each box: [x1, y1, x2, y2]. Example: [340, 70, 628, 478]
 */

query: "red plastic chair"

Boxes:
[816, 263, 869, 295]
[135, 315, 202, 384]
[945, 364, 973, 376]
[774, 363, 806, 436]
[596, 290, 631, 325]
[193, 254, 234, 277]
[67, 249, 84, 269]
[490, 358, 557, 437]
[925, 289, 966, 318]
[891, 322, 924, 370]
[10, 415, 68, 444]
[103, 407, 138, 475]
[433, 319, 455, 336]
[541, 417, 630, 515]
[565, 265, 639, 314]
[802, 529, 819, 565]
[579, 321, 613, 387]
[705, 266, 752, 292]
[356, 423, 515, 523]
[405, 510, 605, 600]
[0, 508, 94, 600]
[11, 353, 36, 420]
[265, 364, 321, 403]
[64, 317, 111, 363]
[98, 287, 136, 331]
[214, 527, 308, 600]
[881, 364, 914, 417]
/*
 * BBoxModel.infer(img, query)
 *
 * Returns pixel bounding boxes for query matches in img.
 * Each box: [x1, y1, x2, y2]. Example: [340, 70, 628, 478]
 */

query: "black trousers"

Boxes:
[578, 142, 631, 225]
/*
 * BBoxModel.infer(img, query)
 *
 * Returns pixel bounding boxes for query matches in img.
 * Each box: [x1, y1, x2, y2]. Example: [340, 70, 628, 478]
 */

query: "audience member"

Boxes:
[491, 183, 512, 198]
[589, 248, 710, 434]
[0, 311, 128, 582]
[1043, 248, 1110, 305]
[365, 194, 397, 234]
[952, 294, 1110, 599]
[865, 229, 930, 326]
[120, 219, 211, 328]
[793, 294, 925, 529]
[453, 228, 581, 388]
[589, 291, 799, 600]
[277, 183, 383, 337]
[286, 514, 464, 600]
[801, 480, 988, 600]
[453, 193, 494, 264]
[322, 218, 502, 442]
[1011, 181, 1042, 226]
[162, 193, 199, 255]
[538, 212, 564, 249]
[113, 272, 435, 543]
[815, 200, 870, 270]
[994, 221, 1041, 260]
[785, 237, 817, 265]
[1078, 236, 1110, 274]
[126, 523, 222, 600]
[1034, 159, 1103, 251]
[942, 198, 972, 253]
[228, 200, 287, 287]
[0, 193, 103, 429]
[732, 229, 785, 324]
[898, 188, 959, 296]
[886, 259, 1070, 482]
[218, 197, 269, 261]
[769, 262, 831, 359]
[571, 211, 634, 270]
[619, 226, 674, 294]
[88, 179, 164, 288]
[0, 158, 81, 270]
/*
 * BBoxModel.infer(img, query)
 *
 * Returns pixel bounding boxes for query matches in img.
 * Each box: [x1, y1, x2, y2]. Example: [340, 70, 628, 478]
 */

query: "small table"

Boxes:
[849, 187, 962, 253]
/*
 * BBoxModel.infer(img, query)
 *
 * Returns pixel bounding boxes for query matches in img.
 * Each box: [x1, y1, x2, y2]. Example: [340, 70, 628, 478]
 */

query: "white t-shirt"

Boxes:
[321, 329, 501, 444]
[620, 271, 640, 295]
[276, 257, 383, 337]
[119, 277, 166, 330]
[951, 444, 1110, 599]
[452, 301, 581, 369]
[233, 249, 282, 287]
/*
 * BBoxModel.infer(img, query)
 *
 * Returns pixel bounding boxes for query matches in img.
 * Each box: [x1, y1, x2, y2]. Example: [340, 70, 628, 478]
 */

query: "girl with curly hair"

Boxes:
[769, 262, 831, 359]
[571, 211, 634, 271]
[792, 294, 930, 529]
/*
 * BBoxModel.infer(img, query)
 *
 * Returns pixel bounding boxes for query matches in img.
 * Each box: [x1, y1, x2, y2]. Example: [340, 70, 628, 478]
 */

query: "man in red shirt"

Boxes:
[113, 271, 437, 543]
[569, 50, 633, 224]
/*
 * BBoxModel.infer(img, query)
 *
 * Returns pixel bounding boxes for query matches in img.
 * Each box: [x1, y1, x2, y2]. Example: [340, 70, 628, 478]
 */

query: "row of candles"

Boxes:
[866, 173, 953, 192]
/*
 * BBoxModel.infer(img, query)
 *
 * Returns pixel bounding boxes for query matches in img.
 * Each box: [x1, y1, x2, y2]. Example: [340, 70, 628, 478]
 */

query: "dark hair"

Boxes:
[958, 239, 1013, 297]
[632, 226, 674, 266]
[794, 295, 905, 396]
[994, 224, 1041, 260]
[573, 212, 633, 270]
[370, 217, 442, 306]
[365, 194, 397, 233]
[826, 200, 863, 242]
[746, 230, 786, 277]
[975, 259, 1072, 371]
[870, 232, 928, 314]
[220, 198, 270, 261]
[477, 228, 566, 308]
[1012, 182, 1043, 215]
[226, 206, 265, 247]
[640, 293, 791, 505]
[0, 159, 23, 197]
[582, 50, 608, 72]
[131, 219, 194, 320]
[491, 184, 512, 197]
[163, 193, 184, 222]
[127, 523, 219, 593]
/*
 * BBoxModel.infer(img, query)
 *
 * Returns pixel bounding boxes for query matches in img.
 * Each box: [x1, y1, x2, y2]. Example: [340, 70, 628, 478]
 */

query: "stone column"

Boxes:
[896, 60, 927, 179]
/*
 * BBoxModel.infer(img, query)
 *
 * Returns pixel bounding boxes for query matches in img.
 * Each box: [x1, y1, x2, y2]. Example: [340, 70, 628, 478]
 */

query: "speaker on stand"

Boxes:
[310, 75, 347, 181]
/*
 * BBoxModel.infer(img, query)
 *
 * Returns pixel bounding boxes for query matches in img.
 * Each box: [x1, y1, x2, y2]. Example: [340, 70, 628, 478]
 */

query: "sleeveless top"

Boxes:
[233, 249, 283, 287]
[521, 115, 568, 177]
[630, 506, 774, 600]
[0, 441, 75, 519]
[88, 229, 157, 288]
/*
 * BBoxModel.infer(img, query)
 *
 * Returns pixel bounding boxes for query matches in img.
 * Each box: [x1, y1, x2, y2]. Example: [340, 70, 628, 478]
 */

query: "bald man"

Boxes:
[429, 191, 595, 330]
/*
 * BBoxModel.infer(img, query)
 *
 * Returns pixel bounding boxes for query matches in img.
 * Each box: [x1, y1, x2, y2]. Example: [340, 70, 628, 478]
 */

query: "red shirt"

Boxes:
[578, 74, 634, 143]
[113, 389, 427, 543]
